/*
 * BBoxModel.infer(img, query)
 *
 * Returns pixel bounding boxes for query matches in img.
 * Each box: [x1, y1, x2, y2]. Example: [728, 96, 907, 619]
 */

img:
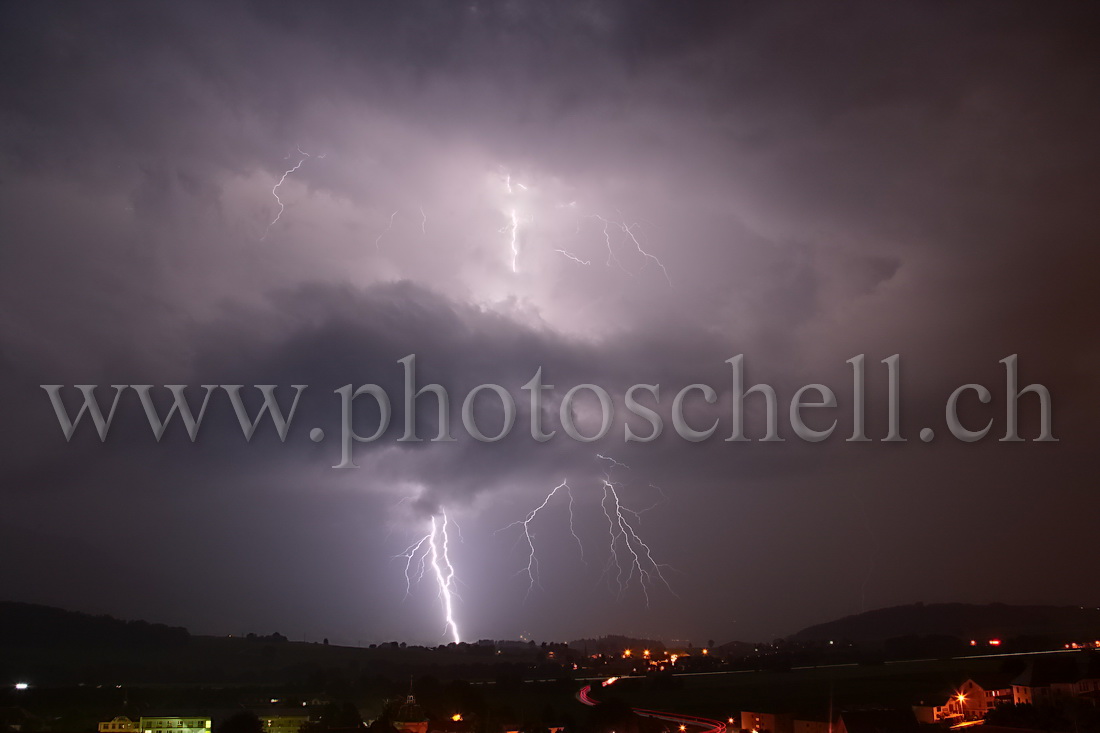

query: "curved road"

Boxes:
[577, 683, 727, 733]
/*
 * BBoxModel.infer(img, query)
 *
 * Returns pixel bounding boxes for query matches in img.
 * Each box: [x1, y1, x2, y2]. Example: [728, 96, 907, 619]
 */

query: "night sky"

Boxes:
[1, 1, 1097, 647]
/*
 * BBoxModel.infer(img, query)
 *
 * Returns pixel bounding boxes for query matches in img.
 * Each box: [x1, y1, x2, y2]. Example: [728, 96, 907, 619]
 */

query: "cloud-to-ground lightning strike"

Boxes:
[374, 209, 398, 250]
[428, 512, 461, 643]
[394, 511, 462, 643]
[496, 480, 585, 598]
[498, 457, 673, 607]
[261, 147, 311, 240]
[599, 476, 675, 605]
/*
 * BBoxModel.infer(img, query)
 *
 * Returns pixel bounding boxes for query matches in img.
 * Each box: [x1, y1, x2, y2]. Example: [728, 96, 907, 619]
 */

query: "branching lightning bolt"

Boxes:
[429, 512, 461, 643]
[394, 510, 462, 643]
[395, 534, 431, 600]
[498, 458, 674, 608]
[594, 214, 629, 273]
[621, 220, 671, 287]
[589, 214, 672, 286]
[497, 480, 585, 598]
[600, 476, 675, 606]
[262, 147, 310, 240]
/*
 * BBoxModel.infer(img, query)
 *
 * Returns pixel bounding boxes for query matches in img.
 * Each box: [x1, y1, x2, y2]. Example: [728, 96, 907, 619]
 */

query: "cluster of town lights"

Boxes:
[618, 648, 708, 671]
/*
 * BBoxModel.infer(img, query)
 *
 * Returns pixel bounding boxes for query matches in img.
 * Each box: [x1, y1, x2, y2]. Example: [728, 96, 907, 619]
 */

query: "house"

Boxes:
[947, 676, 1015, 721]
[100, 717, 142, 733]
[911, 674, 1016, 723]
[739, 711, 793, 733]
[1012, 658, 1086, 705]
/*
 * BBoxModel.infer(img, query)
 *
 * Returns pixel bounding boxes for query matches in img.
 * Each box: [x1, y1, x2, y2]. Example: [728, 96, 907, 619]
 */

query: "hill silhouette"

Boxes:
[789, 602, 1100, 644]
[0, 601, 190, 649]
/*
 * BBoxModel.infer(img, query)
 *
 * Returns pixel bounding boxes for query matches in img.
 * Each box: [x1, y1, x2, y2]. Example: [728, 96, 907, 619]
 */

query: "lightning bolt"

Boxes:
[629, 484, 670, 523]
[500, 171, 529, 272]
[395, 534, 431, 600]
[599, 476, 675, 605]
[555, 249, 591, 266]
[491, 168, 676, 282]
[498, 458, 674, 608]
[394, 510, 462, 642]
[500, 208, 520, 272]
[375, 209, 398, 250]
[596, 454, 630, 470]
[419, 205, 427, 234]
[497, 480, 585, 598]
[261, 146, 310, 240]
[429, 512, 461, 643]
[621, 220, 672, 287]
[594, 214, 628, 273]
[589, 214, 671, 286]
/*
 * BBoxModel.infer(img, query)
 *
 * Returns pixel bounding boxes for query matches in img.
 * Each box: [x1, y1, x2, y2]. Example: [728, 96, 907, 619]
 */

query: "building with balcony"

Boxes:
[139, 716, 212, 733]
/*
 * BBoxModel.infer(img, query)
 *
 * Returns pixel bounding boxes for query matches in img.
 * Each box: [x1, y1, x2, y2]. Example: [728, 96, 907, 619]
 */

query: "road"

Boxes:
[577, 683, 727, 733]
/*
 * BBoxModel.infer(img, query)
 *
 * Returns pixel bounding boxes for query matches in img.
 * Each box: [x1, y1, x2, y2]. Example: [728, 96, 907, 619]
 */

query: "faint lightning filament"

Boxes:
[375, 209, 398, 250]
[509, 209, 519, 272]
[497, 480, 585, 598]
[262, 147, 310, 240]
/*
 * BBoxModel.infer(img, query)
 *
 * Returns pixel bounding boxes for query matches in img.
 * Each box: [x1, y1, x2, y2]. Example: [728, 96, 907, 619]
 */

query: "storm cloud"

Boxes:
[0, 1, 1097, 645]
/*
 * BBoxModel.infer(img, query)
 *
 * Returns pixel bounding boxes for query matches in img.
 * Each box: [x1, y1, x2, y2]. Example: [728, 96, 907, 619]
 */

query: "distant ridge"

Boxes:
[0, 600, 190, 648]
[789, 602, 1100, 644]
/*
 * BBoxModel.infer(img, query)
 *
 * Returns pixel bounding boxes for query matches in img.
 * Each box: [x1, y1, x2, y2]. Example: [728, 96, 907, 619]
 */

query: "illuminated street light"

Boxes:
[14, 683, 28, 690]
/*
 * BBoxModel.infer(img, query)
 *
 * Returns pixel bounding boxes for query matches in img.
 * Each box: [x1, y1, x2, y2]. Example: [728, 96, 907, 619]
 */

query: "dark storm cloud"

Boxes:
[0, 0, 1097, 643]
